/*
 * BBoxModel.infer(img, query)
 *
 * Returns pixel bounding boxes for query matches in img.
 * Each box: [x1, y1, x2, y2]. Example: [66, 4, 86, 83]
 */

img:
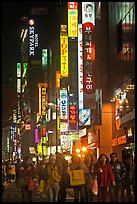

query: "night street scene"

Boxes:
[2, 2, 135, 202]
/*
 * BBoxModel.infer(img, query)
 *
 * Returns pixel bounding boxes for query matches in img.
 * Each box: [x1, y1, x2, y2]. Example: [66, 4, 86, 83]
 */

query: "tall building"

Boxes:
[15, 2, 135, 160]
[108, 2, 135, 161]
[95, 2, 135, 160]
[19, 3, 67, 158]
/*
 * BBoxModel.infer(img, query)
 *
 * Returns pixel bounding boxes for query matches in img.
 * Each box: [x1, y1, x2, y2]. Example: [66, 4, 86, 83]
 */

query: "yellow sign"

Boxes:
[56, 71, 60, 88]
[68, 9, 78, 37]
[60, 33, 68, 77]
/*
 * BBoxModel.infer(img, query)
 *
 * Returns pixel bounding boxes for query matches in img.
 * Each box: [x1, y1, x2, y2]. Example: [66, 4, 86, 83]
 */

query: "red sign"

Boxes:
[68, 2, 78, 9]
[69, 104, 77, 123]
[25, 124, 31, 130]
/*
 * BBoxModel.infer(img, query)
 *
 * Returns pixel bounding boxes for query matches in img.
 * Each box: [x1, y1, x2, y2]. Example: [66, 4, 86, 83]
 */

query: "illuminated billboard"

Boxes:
[78, 24, 83, 110]
[60, 89, 68, 120]
[82, 2, 95, 94]
[28, 19, 39, 56]
[38, 83, 48, 116]
[35, 128, 39, 143]
[17, 78, 21, 93]
[17, 63, 21, 77]
[42, 49, 48, 66]
[60, 32, 68, 77]
[69, 97, 78, 131]
[79, 109, 90, 126]
[68, 2, 78, 37]
[56, 71, 61, 88]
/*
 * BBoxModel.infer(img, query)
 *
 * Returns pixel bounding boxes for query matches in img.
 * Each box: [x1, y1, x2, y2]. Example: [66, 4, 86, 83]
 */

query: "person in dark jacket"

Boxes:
[109, 152, 126, 202]
[17, 155, 36, 202]
[15, 158, 21, 186]
[123, 154, 133, 202]
[56, 153, 69, 202]
[130, 156, 135, 199]
[83, 153, 96, 202]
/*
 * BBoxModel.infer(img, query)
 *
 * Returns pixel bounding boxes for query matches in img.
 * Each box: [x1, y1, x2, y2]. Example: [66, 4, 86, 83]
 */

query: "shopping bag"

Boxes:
[37, 180, 45, 193]
[91, 178, 98, 195]
[28, 178, 36, 191]
[70, 169, 85, 186]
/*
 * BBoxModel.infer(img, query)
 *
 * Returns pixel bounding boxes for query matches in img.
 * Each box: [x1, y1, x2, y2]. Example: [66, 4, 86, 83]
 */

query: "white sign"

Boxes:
[60, 89, 68, 120]
[78, 24, 83, 110]
[60, 122, 68, 132]
[29, 26, 39, 56]
[82, 2, 95, 25]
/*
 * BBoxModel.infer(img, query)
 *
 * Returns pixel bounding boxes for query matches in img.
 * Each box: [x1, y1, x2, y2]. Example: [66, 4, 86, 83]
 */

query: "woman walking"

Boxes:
[83, 153, 96, 202]
[17, 155, 36, 202]
[45, 154, 61, 202]
[94, 154, 115, 202]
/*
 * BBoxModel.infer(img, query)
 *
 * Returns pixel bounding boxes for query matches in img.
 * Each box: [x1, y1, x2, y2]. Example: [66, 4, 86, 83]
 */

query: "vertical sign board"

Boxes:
[82, 2, 95, 94]
[17, 63, 21, 77]
[69, 96, 78, 131]
[60, 30, 68, 77]
[68, 2, 78, 38]
[56, 71, 61, 88]
[60, 89, 68, 120]
[38, 83, 48, 116]
[115, 99, 121, 130]
[38, 83, 42, 116]
[78, 24, 84, 110]
[22, 63, 28, 77]
[41, 86, 46, 116]
[35, 128, 39, 143]
[28, 19, 39, 57]
[42, 49, 48, 70]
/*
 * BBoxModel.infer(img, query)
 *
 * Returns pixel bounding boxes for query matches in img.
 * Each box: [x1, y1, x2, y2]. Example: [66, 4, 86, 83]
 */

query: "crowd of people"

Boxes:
[2, 151, 135, 202]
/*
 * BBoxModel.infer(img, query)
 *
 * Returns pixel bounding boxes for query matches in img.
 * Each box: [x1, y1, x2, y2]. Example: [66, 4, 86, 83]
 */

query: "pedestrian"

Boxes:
[2, 162, 7, 183]
[36, 157, 49, 185]
[7, 162, 13, 183]
[45, 154, 61, 202]
[17, 155, 36, 202]
[83, 153, 96, 202]
[10, 161, 16, 181]
[129, 156, 135, 199]
[69, 154, 89, 202]
[94, 154, 115, 202]
[56, 152, 69, 202]
[15, 158, 21, 186]
[36, 160, 43, 184]
[109, 152, 126, 202]
[123, 154, 133, 202]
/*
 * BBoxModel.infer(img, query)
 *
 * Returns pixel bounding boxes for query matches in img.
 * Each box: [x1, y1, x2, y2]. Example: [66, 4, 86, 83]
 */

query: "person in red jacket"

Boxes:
[17, 155, 36, 202]
[94, 154, 115, 202]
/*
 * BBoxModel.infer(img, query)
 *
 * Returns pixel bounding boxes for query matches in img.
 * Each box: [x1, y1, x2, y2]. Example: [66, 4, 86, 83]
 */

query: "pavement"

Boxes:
[2, 180, 74, 202]
[2, 180, 135, 202]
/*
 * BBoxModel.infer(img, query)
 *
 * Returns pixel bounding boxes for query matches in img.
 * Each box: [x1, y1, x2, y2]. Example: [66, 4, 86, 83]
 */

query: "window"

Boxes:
[117, 19, 122, 54]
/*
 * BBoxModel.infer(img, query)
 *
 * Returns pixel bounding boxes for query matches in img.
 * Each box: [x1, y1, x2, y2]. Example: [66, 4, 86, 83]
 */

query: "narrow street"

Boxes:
[2, 180, 135, 202]
[2, 180, 74, 202]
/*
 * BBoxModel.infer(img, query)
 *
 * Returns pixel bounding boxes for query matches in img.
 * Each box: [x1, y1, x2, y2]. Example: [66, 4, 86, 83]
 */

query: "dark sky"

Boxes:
[2, 2, 60, 86]
[2, 2, 64, 125]
[2, 2, 33, 85]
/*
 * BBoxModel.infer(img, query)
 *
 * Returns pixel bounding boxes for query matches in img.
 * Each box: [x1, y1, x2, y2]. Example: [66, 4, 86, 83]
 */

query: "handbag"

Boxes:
[37, 179, 45, 193]
[70, 169, 85, 186]
[28, 178, 36, 191]
[91, 178, 98, 195]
